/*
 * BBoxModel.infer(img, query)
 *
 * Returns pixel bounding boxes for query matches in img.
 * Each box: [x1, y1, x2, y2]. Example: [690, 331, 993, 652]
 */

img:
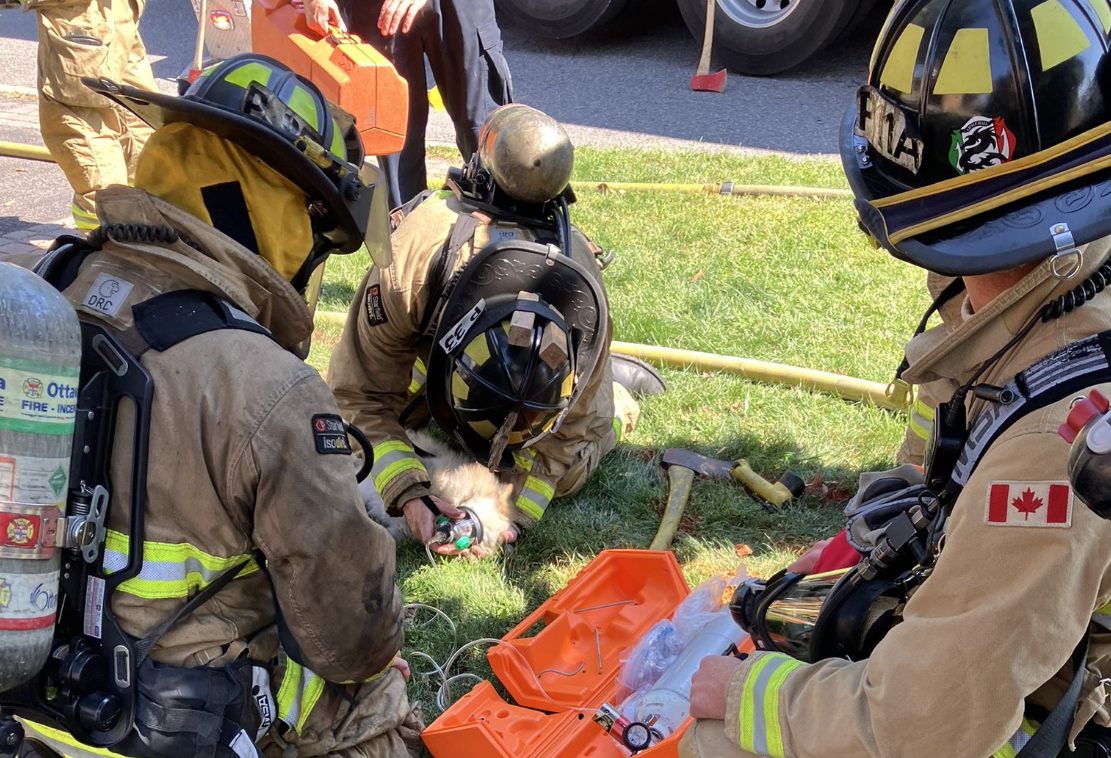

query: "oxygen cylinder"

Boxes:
[0, 262, 81, 691]
[633, 609, 748, 738]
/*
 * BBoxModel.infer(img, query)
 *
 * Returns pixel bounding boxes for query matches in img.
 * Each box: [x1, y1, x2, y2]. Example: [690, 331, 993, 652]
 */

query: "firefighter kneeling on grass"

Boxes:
[327, 104, 667, 558]
[2, 54, 423, 758]
[681, 2, 1111, 757]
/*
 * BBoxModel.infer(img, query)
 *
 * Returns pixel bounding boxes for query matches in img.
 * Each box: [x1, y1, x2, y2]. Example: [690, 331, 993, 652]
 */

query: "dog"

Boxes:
[359, 429, 514, 554]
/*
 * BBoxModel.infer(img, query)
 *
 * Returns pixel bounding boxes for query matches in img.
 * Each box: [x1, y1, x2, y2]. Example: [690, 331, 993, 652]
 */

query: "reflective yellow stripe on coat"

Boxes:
[372, 440, 427, 493]
[737, 653, 805, 758]
[277, 659, 325, 734]
[102, 530, 259, 600]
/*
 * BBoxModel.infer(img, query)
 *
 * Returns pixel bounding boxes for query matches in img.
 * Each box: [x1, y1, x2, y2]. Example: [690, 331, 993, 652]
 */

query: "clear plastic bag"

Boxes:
[615, 572, 740, 716]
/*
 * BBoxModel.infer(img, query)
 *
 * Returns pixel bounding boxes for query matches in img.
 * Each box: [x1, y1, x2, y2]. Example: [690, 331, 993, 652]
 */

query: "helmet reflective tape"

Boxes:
[223, 60, 272, 88]
[288, 85, 321, 133]
[463, 332, 492, 366]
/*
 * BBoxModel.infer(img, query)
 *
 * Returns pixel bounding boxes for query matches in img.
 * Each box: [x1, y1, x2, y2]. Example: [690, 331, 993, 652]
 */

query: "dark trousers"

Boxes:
[343, 0, 513, 209]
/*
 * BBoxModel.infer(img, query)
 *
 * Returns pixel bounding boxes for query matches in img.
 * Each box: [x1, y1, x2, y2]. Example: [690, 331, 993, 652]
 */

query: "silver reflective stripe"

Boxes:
[749, 655, 793, 756]
[1008, 726, 1033, 754]
[1094, 613, 1111, 630]
[103, 548, 226, 585]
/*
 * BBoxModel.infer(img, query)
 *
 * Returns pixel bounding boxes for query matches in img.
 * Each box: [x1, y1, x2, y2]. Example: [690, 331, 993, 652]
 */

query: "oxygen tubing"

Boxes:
[0, 142, 53, 162]
[572, 181, 853, 200]
[313, 312, 911, 411]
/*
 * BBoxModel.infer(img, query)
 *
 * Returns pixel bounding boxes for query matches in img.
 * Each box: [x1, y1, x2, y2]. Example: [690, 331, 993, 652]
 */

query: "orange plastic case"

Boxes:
[423, 550, 754, 758]
[251, 0, 408, 156]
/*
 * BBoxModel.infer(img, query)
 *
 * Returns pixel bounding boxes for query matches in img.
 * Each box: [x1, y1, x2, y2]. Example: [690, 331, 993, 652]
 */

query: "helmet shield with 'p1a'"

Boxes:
[841, 0, 1111, 276]
[83, 53, 392, 291]
[425, 240, 609, 471]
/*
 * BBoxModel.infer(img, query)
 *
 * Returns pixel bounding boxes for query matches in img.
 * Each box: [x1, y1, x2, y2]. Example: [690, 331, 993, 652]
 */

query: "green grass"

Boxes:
[307, 145, 930, 722]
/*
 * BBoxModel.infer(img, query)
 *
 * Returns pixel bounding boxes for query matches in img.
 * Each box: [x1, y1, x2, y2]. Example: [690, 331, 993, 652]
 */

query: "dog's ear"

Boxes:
[500, 482, 514, 500]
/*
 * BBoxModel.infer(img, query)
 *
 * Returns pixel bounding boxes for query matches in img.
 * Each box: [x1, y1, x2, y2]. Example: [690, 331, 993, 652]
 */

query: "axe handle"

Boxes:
[651, 466, 696, 550]
[697, 0, 716, 77]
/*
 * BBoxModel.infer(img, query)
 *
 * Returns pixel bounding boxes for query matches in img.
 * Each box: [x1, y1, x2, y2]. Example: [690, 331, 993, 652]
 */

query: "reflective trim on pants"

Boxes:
[19, 719, 128, 758]
[908, 396, 935, 442]
[372, 440, 427, 494]
[516, 476, 554, 522]
[737, 653, 805, 758]
[992, 718, 1039, 758]
[102, 529, 259, 600]
[72, 203, 98, 231]
[408, 357, 427, 395]
[277, 659, 325, 735]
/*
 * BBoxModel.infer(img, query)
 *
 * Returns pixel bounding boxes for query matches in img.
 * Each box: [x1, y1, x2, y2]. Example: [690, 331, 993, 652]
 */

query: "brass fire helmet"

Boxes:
[477, 104, 575, 204]
[729, 567, 913, 663]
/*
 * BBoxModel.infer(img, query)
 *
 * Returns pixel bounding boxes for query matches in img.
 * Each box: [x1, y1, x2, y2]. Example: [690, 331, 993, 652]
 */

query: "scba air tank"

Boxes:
[0, 262, 81, 691]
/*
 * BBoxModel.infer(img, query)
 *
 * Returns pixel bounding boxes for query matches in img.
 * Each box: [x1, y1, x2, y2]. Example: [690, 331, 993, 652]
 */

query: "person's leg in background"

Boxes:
[428, 0, 511, 161]
[33, 0, 154, 230]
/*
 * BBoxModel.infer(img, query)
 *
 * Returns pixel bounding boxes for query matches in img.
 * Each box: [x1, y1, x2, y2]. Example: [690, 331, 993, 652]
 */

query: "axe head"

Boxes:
[662, 448, 734, 479]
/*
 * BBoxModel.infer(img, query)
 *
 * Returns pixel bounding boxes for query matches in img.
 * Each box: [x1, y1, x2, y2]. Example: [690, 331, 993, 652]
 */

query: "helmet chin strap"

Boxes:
[486, 410, 518, 471]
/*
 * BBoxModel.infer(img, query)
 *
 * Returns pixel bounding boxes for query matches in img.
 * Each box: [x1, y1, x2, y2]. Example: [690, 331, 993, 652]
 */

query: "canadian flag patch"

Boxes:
[985, 481, 1073, 528]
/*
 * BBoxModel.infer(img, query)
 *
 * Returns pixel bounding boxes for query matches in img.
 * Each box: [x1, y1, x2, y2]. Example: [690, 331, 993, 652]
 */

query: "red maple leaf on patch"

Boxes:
[1011, 488, 1043, 521]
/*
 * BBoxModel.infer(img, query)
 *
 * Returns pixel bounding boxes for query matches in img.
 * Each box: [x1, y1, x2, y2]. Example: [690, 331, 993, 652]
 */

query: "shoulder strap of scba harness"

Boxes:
[930, 330, 1111, 758]
[12, 239, 276, 753]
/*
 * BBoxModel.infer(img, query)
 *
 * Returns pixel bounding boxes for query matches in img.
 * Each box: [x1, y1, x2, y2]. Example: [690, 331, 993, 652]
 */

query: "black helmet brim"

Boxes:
[843, 104, 1111, 277]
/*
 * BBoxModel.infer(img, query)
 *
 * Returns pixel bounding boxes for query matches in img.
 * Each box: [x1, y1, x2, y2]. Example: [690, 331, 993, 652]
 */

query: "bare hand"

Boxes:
[390, 655, 411, 682]
[689, 656, 744, 721]
[786, 538, 832, 574]
[403, 495, 462, 543]
[377, 0, 428, 36]
[299, 0, 346, 35]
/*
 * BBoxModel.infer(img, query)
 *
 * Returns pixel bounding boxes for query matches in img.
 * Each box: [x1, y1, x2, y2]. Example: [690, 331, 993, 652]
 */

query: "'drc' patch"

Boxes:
[311, 414, 351, 455]
[366, 284, 388, 325]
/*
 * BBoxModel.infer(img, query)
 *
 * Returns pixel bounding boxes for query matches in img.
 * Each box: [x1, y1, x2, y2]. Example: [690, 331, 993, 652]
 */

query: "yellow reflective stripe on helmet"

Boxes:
[738, 653, 805, 758]
[288, 85, 320, 132]
[410, 358, 428, 395]
[19, 719, 129, 758]
[102, 530, 259, 600]
[372, 440, 427, 493]
[464, 333, 491, 366]
[992, 718, 1040, 758]
[225, 61, 273, 89]
[277, 660, 325, 734]
[329, 121, 346, 162]
[516, 476, 554, 522]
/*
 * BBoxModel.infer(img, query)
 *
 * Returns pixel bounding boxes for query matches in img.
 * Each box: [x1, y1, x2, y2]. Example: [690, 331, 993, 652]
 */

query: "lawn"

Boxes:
[307, 145, 931, 719]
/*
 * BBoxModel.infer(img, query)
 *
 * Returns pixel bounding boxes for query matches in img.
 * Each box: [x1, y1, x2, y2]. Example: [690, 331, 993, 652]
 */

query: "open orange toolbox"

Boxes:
[423, 550, 754, 758]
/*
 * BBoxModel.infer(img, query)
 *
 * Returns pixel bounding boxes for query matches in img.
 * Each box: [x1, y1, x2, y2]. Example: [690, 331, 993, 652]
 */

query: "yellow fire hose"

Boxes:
[0, 142, 53, 162]
[314, 311, 911, 411]
[573, 181, 853, 200]
[611, 341, 912, 411]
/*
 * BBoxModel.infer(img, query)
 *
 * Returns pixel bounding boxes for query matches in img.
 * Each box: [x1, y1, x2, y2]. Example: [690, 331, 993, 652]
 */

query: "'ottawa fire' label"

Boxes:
[0, 357, 79, 434]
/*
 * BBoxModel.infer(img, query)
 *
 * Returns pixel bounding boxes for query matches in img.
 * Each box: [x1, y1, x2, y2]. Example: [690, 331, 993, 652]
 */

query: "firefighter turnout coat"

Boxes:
[328, 189, 620, 530]
[18, 187, 419, 758]
[681, 239, 1111, 758]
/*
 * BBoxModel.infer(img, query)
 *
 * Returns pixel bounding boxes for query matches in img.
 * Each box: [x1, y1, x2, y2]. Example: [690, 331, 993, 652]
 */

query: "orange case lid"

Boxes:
[425, 550, 754, 758]
[250, 3, 408, 156]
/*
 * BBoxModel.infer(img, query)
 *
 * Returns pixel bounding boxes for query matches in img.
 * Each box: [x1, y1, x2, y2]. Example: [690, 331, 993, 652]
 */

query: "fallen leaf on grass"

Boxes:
[729, 401, 743, 412]
[690, 270, 704, 282]
[734, 544, 753, 558]
[808, 474, 853, 503]
[701, 371, 715, 379]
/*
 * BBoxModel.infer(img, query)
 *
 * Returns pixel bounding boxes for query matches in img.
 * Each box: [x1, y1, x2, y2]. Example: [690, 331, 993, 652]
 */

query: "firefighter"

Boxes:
[328, 104, 664, 556]
[683, 1, 1111, 756]
[8, 0, 157, 231]
[13, 55, 421, 758]
[303, 0, 512, 209]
